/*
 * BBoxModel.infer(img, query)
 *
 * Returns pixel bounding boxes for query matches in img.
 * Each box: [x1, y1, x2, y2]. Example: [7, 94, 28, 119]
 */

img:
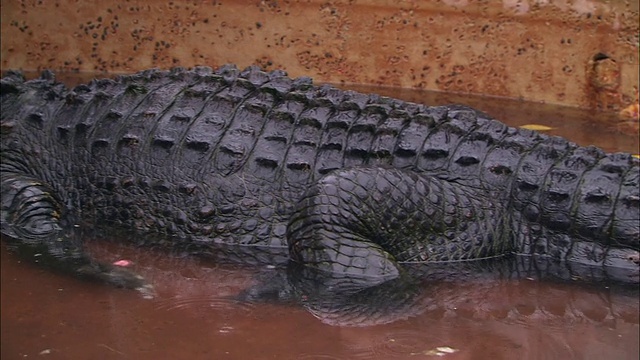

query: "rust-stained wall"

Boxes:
[1, 0, 638, 110]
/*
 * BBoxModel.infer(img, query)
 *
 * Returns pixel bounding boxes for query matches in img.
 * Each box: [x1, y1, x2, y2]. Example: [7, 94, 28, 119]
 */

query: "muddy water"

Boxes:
[1, 73, 639, 359]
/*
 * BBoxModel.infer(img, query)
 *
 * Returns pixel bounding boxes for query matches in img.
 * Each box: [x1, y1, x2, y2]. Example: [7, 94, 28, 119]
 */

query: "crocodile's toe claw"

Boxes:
[78, 262, 153, 295]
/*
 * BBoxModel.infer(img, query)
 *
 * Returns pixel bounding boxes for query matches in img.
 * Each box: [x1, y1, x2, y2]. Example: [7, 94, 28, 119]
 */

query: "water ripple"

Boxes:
[344, 329, 444, 359]
[295, 355, 345, 360]
[154, 295, 257, 313]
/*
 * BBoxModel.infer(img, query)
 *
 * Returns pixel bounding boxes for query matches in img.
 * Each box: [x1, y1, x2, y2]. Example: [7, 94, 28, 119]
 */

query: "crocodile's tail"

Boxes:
[516, 149, 639, 248]
[511, 141, 639, 281]
[572, 152, 640, 279]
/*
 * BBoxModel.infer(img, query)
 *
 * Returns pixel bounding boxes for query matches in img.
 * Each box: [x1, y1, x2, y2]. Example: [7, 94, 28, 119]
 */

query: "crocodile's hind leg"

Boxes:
[1, 172, 152, 295]
[288, 167, 511, 285]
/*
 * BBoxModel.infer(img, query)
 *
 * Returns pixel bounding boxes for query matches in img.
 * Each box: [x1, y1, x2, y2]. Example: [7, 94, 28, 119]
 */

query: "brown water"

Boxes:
[1, 73, 639, 359]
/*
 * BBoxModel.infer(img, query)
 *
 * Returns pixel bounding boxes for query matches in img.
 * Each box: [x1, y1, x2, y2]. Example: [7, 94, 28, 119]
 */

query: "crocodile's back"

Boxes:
[2, 66, 320, 248]
[1, 66, 521, 183]
[1, 65, 500, 248]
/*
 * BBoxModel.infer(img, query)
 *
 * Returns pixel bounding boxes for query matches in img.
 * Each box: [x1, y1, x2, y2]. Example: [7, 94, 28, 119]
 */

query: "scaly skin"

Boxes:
[1, 65, 638, 291]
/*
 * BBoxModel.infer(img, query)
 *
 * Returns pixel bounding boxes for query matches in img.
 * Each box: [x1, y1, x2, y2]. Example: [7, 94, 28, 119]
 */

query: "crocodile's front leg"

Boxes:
[1, 170, 152, 294]
[287, 167, 512, 284]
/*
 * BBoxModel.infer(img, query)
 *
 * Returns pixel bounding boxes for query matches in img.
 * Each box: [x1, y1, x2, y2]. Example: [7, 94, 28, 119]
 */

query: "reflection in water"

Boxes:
[243, 259, 638, 328]
[1, 73, 639, 359]
[2, 238, 638, 359]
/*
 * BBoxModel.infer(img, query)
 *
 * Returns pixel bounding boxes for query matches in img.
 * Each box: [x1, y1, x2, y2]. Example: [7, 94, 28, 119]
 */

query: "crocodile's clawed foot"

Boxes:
[78, 262, 156, 298]
[135, 283, 157, 299]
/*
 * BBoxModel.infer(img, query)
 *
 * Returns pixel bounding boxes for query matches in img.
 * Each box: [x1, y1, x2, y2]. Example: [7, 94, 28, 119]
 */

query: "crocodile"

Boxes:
[1, 65, 639, 292]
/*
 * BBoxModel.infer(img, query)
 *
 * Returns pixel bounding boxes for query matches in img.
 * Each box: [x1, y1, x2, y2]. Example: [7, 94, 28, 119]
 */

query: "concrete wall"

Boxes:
[1, 0, 638, 110]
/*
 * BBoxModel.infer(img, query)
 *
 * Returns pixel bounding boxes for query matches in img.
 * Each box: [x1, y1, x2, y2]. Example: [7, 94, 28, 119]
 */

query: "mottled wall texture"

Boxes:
[1, 0, 638, 110]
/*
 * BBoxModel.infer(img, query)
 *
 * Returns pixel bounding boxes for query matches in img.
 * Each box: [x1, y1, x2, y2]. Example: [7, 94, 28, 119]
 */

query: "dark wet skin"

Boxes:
[1, 72, 639, 359]
[2, 67, 638, 292]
